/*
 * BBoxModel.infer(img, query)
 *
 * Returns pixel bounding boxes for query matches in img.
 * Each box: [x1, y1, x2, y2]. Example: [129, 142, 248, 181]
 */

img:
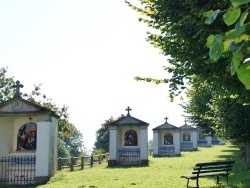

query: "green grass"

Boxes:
[3, 142, 250, 188]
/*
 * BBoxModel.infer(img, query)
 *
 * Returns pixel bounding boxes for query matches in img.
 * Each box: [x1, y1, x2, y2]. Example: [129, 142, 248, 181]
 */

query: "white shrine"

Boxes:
[197, 128, 212, 147]
[180, 121, 198, 151]
[0, 81, 59, 185]
[152, 117, 180, 157]
[212, 136, 224, 145]
[107, 107, 149, 166]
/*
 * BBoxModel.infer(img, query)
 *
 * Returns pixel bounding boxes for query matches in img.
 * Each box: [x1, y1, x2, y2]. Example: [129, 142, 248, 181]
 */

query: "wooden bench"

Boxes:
[181, 160, 235, 188]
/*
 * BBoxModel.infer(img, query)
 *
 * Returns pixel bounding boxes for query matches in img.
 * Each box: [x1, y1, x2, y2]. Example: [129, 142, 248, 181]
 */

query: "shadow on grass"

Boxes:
[206, 145, 250, 188]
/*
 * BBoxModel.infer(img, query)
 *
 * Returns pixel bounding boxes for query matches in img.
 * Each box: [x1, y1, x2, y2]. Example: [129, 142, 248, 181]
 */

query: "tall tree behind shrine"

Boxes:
[126, 1, 250, 167]
[0, 67, 84, 158]
[93, 115, 124, 154]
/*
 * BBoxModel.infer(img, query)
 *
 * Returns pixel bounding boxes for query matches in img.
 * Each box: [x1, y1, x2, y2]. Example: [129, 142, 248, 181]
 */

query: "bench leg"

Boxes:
[196, 178, 199, 188]
[186, 179, 189, 188]
[217, 176, 219, 184]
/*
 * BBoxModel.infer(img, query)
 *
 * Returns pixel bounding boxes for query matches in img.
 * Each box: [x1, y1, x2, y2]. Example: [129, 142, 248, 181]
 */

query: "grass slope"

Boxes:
[4, 142, 250, 188]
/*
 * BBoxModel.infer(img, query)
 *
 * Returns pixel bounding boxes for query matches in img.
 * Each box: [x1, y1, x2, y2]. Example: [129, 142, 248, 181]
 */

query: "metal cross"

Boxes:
[13, 80, 24, 98]
[126, 106, 132, 115]
[164, 116, 168, 123]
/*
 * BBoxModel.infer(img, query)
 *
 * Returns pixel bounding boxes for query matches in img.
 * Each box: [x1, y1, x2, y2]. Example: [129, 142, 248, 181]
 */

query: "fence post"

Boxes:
[58, 157, 62, 171]
[98, 155, 101, 165]
[90, 155, 93, 167]
[70, 156, 74, 171]
[81, 156, 84, 170]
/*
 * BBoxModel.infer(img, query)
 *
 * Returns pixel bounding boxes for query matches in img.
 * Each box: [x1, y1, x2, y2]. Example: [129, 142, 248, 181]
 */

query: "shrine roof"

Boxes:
[108, 113, 149, 126]
[0, 97, 59, 118]
[0, 80, 59, 118]
[179, 123, 197, 131]
[108, 107, 149, 127]
[152, 120, 179, 131]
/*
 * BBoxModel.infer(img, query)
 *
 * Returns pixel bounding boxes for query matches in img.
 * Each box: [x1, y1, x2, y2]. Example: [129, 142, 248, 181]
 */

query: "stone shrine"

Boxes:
[152, 117, 180, 157]
[212, 136, 224, 145]
[0, 81, 59, 185]
[197, 128, 212, 147]
[179, 121, 198, 151]
[107, 107, 149, 166]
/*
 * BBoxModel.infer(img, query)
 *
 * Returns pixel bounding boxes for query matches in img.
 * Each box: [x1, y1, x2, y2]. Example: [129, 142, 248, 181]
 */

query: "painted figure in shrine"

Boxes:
[183, 132, 191, 141]
[164, 133, 173, 145]
[17, 123, 37, 151]
[124, 129, 137, 146]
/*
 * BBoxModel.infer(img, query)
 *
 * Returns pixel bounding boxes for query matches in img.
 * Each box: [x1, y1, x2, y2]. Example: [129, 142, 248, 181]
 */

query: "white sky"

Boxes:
[0, 0, 187, 150]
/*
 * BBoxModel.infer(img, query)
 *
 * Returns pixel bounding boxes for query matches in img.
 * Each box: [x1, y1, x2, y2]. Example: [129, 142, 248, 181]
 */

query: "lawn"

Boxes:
[4, 142, 250, 188]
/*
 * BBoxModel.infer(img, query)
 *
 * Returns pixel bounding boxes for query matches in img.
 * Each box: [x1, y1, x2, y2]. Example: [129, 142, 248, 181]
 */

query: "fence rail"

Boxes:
[0, 155, 36, 185]
[58, 153, 109, 171]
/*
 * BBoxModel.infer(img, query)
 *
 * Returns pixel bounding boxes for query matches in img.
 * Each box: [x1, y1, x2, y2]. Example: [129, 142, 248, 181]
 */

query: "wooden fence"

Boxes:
[57, 153, 109, 171]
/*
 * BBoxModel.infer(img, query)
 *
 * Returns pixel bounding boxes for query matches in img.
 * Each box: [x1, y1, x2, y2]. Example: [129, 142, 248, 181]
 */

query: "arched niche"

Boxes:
[183, 132, 191, 141]
[164, 133, 173, 145]
[124, 129, 138, 146]
[16, 122, 37, 151]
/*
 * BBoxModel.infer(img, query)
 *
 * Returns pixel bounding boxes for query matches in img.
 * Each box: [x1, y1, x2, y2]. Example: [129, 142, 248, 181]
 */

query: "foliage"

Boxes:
[0, 67, 15, 102]
[38, 143, 249, 188]
[126, 0, 235, 101]
[58, 139, 71, 158]
[127, 0, 250, 147]
[148, 139, 153, 149]
[0, 67, 84, 157]
[204, 0, 250, 89]
[93, 115, 124, 153]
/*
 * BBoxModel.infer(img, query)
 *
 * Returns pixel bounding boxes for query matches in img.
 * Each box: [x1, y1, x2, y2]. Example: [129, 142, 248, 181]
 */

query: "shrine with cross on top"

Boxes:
[106, 106, 149, 166]
[0, 80, 59, 185]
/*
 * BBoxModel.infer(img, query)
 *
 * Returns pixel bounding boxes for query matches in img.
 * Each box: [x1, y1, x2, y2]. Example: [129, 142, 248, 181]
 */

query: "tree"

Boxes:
[0, 67, 15, 102]
[127, 1, 250, 169]
[204, 0, 250, 89]
[126, 0, 250, 135]
[0, 67, 84, 157]
[93, 115, 124, 154]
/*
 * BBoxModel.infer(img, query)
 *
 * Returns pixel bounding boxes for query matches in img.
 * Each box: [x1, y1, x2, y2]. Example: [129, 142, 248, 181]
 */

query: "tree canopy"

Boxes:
[0, 67, 84, 157]
[127, 0, 250, 145]
[93, 115, 124, 154]
[204, 0, 250, 89]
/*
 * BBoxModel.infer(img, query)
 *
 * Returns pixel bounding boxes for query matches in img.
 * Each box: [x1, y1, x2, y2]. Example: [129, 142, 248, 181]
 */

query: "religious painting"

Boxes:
[183, 132, 191, 141]
[16, 122, 37, 151]
[164, 133, 173, 145]
[124, 129, 138, 146]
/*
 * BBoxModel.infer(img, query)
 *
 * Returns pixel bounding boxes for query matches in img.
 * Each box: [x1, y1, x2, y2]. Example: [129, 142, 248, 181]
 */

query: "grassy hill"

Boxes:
[8, 142, 250, 188]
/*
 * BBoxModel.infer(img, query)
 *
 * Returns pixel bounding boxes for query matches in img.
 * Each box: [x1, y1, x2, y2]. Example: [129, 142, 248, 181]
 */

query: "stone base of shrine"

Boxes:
[108, 160, 117, 166]
[35, 176, 49, 184]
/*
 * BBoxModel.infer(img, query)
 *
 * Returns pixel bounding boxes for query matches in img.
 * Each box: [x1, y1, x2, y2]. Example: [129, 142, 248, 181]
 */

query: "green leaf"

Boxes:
[223, 7, 241, 26]
[237, 67, 250, 89]
[205, 10, 220, 25]
[230, 0, 250, 7]
[226, 23, 245, 38]
[223, 39, 232, 52]
[209, 35, 224, 61]
[225, 12, 248, 38]
[231, 52, 243, 75]
[206, 34, 215, 48]
[234, 34, 249, 43]
[228, 41, 245, 52]
[239, 12, 249, 26]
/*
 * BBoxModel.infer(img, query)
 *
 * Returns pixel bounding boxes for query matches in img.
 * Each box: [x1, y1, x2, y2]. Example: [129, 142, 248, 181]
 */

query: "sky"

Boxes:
[0, 0, 187, 150]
